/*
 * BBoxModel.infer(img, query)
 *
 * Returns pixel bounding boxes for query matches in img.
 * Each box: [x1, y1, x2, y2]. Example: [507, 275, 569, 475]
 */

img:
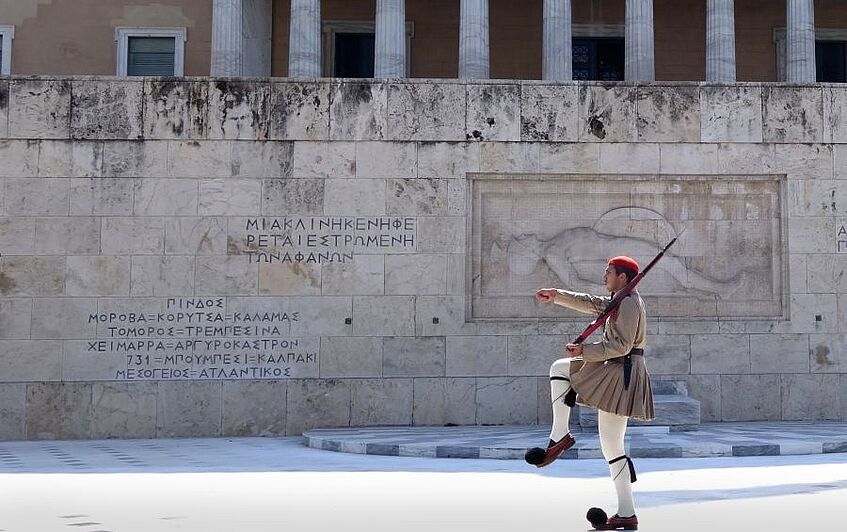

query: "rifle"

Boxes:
[572, 237, 678, 346]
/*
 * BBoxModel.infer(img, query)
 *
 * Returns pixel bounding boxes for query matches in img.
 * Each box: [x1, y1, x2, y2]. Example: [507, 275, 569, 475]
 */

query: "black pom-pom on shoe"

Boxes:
[586, 507, 608, 529]
[524, 447, 547, 465]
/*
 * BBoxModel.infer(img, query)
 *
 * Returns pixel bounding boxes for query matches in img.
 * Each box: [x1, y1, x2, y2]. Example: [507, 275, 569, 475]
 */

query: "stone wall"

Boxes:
[0, 76, 846, 440]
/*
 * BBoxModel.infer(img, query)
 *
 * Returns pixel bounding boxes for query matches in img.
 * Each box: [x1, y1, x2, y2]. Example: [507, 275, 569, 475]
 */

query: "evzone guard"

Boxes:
[525, 240, 676, 531]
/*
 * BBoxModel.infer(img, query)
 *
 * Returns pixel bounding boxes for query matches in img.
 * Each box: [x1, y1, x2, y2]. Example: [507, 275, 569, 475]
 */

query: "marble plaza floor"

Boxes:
[304, 421, 847, 459]
[1, 433, 847, 532]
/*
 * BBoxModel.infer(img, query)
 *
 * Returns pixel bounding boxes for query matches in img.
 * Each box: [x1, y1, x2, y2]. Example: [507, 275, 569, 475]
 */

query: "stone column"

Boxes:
[459, 0, 489, 79]
[375, 0, 406, 78]
[786, 0, 816, 82]
[543, 0, 572, 80]
[706, 0, 736, 81]
[288, 0, 321, 78]
[625, 0, 655, 81]
[211, 0, 272, 76]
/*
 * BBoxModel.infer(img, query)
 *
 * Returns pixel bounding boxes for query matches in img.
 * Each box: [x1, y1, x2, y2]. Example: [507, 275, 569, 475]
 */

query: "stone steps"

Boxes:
[578, 380, 701, 430]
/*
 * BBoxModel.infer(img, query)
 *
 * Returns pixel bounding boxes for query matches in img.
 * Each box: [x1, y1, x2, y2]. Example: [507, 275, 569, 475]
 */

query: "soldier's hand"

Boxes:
[535, 289, 557, 303]
[565, 343, 583, 357]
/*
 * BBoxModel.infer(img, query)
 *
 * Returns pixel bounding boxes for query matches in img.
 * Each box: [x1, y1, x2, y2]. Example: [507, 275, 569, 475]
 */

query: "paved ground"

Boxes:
[304, 421, 847, 459]
[1, 433, 847, 532]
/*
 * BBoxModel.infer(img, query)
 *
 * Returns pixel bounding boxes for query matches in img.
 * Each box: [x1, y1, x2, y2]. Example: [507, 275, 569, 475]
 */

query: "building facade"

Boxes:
[0, 1, 846, 440]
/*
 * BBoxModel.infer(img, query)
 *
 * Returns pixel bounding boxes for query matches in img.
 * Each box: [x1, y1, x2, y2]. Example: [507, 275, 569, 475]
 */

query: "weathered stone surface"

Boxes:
[130, 256, 195, 296]
[637, 86, 700, 142]
[0, 340, 61, 380]
[507, 335, 567, 376]
[102, 140, 168, 177]
[447, 336, 508, 376]
[701, 85, 764, 142]
[538, 142, 600, 172]
[287, 296, 353, 337]
[643, 335, 691, 375]
[5, 178, 69, 215]
[762, 86, 824, 143]
[194, 256, 257, 295]
[479, 142, 540, 173]
[387, 178, 447, 215]
[351, 379, 413, 425]
[37, 140, 103, 177]
[578, 84, 637, 142]
[476, 377, 536, 425]
[292, 141, 355, 178]
[781, 374, 841, 420]
[324, 179, 386, 216]
[824, 86, 847, 143]
[133, 179, 198, 216]
[0, 299, 32, 339]
[27, 383, 92, 439]
[271, 82, 330, 140]
[330, 82, 387, 141]
[447, 179, 467, 216]
[773, 143, 833, 180]
[599, 143, 660, 173]
[385, 254, 447, 295]
[810, 334, 847, 373]
[383, 337, 446, 377]
[386, 82, 465, 141]
[320, 337, 383, 378]
[418, 142, 480, 178]
[258, 262, 321, 295]
[0, 217, 35, 254]
[0, 256, 65, 296]
[716, 143, 776, 174]
[101, 218, 164, 254]
[413, 377, 476, 426]
[65, 256, 130, 296]
[691, 334, 750, 374]
[286, 379, 351, 434]
[165, 217, 228, 255]
[8, 79, 70, 138]
[157, 382, 223, 437]
[720, 375, 781, 421]
[0, 140, 39, 177]
[520, 83, 578, 142]
[143, 80, 208, 139]
[167, 140, 231, 178]
[31, 297, 97, 339]
[415, 296, 479, 337]
[322, 255, 384, 295]
[356, 141, 417, 178]
[232, 141, 294, 178]
[789, 217, 836, 254]
[207, 81, 270, 140]
[199, 179, 261, 215]
[91, 382, 157, 438]
[417, 216, 465, 253]
[61, 341, 123, 381]
[792, 180, 847, 218]
[262, 178, 324, 215]
[0, 80, 8, 139]
[70, 81, 144, 140]
[659, 144, 718, 173]
[466, 83, 520, 141]
[0, 383, 26, 440]
[808, 254, 847, 292]
[222, 380, 287, 436]
[352, 295, 414, 336]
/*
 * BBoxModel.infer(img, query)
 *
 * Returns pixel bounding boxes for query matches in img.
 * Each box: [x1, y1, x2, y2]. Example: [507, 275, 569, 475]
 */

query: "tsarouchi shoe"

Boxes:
[523, 433, 576, 467]
[595, 514, 638, 531]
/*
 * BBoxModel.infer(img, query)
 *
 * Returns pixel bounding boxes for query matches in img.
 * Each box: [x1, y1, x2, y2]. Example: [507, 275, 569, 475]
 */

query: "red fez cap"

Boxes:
[609, 256, 639, 273]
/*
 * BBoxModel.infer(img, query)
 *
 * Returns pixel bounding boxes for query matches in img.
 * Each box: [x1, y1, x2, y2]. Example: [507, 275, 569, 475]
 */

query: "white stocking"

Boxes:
[548, 358, 573, 442]
[598, 410, 635, 517]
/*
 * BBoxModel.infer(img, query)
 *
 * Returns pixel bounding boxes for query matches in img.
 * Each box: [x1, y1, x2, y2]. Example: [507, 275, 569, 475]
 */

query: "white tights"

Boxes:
[549, 358, 636, 518]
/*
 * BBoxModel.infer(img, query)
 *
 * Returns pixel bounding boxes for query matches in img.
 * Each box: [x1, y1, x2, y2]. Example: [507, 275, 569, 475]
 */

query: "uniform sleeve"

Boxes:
[581, 296, 640, 362]
[551, 289, 610, 316]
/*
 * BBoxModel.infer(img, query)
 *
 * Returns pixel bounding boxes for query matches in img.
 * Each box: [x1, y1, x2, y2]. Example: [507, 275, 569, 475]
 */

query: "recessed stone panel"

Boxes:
[469, 174, 786, 320]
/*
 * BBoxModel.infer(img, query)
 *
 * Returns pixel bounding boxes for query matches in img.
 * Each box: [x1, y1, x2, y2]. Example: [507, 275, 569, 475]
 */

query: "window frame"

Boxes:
[0, 25, 15, 75]
[321, 20, 415, 77]
[115, 26, 186, 77]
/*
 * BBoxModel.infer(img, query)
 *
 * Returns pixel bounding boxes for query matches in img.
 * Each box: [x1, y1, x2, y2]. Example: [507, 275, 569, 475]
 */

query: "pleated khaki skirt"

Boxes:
[570, 356, 655, 421]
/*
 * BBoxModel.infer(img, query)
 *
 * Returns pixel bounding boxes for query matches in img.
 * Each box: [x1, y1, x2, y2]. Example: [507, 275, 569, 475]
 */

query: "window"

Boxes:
[816, 41, 846, 82]
[0, 25, 14, 75]
[322, 21, 414, 77]
[115, 27, 186, 76]
[573, 38, 625, 81]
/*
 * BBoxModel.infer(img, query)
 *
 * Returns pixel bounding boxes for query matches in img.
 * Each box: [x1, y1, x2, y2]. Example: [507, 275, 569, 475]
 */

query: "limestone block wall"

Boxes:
[0, 76, 845, 440]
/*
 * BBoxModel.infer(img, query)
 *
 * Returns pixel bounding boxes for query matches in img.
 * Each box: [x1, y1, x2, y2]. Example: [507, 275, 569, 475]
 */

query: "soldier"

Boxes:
[529, 255, 654, 531]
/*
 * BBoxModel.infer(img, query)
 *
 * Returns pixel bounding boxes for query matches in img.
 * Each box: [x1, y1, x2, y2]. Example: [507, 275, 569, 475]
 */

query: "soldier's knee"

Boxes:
[549, 358, 570, 379]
